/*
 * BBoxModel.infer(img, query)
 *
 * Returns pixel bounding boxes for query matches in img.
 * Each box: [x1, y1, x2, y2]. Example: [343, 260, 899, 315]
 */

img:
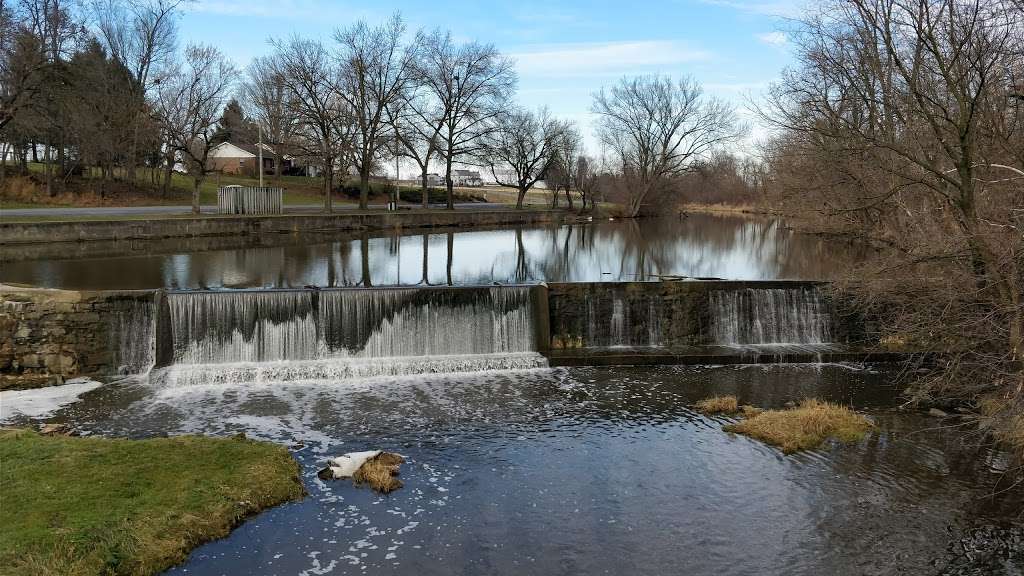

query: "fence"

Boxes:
[217, 186, 284, 215]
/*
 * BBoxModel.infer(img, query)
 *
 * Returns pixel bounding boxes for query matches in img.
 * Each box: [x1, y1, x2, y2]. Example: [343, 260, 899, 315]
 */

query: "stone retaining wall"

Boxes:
[546, 280, 868, 349]
[0, 281, 877, 391]
[0, 288, 157, 389]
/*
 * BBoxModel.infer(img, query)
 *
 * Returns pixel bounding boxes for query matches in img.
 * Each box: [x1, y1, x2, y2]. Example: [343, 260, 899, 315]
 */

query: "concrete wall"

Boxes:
[0, 280, 874, 390]
[0, 209, 563, 245]
[546, 280, 865, 349]
[0, 288, 157, 389]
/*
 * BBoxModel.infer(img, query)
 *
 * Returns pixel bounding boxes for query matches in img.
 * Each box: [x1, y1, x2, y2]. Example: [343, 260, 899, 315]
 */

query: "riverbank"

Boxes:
[0, 207, 565, 244]
[0, 429, 304, 576]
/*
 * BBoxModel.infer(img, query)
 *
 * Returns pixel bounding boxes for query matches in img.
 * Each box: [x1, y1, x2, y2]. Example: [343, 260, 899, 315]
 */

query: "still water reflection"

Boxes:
[1, 214, 867, 289]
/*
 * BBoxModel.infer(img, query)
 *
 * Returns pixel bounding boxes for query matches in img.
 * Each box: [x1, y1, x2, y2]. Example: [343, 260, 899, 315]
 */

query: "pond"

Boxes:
[14, 363, 1022, 576]
[0, 214, 867, 290]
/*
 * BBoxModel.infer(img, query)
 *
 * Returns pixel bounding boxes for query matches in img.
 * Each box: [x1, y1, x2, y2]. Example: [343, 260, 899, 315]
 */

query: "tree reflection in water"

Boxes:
[0, 213, 871, 290]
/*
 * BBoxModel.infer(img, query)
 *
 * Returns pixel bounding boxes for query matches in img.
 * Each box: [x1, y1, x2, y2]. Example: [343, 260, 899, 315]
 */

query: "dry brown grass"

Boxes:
[723, 399, 873, 454]
[694, 395, 739, 415]
[352, 452, 405, 494]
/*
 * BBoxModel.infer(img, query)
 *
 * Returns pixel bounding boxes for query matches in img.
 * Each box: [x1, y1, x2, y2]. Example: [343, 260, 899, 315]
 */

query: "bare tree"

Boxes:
[92, 0, 184, 184]
[154, 44, 236, 214]
[411, 30, 515, 209]
[575, 154, 602, 211]
[545, 122, 582, 209]
[389, 89, 442, 207]
[592, 75, 741, 217]
[269, 36, 348, 212]
[758, 0, 1023, 449]
[478, 106, 567, 209]
[241, 54, 297, 179]
[335, 13, 416, 210]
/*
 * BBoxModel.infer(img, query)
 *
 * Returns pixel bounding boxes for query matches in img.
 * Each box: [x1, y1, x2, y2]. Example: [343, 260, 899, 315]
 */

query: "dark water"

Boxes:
[27, 364, 1023, 576]
[0, 214, 867, 290]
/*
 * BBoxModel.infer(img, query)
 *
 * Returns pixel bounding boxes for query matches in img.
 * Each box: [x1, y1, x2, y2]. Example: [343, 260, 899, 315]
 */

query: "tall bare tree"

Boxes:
[411, 30, 515, 209]
[241, 54, 298, 179]
[153, 44, 236, 213]
[92, 0, 184, 185]
[592, 75, 741, 217]
[270, 36, 348, 212]
[758, 0, 1023, 449]
[335, 13, 416, 210]
[477, 106, 567, 209]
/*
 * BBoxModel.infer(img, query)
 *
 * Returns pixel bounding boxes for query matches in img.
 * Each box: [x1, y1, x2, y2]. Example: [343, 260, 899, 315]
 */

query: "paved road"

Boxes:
[0, 202, 515, 218]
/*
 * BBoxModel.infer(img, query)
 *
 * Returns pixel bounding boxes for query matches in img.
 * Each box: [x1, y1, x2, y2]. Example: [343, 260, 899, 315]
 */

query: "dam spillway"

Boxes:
[154, 286, 546, 386]
[1, 280, 888, 389]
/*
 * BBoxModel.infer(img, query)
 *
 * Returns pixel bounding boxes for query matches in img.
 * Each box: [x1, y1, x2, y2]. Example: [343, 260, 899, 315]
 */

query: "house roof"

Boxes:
[210, 141, 286, 161]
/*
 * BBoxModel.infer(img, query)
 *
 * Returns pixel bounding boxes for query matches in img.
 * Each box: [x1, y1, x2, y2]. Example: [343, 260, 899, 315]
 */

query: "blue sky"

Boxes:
[179, 0, 800, 152]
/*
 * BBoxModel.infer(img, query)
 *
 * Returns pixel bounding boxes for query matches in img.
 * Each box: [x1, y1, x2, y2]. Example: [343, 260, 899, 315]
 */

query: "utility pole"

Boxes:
[258, 125, 264, 188]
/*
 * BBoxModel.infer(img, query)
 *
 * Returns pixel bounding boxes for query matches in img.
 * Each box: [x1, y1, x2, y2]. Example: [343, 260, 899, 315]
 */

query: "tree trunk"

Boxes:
[191, 173, 202, 214]
[446, 232, 454, 284]
[162, 155, 174, 197]
[359, 167, 370, 210]
[44, 146, 54, 197]
[445, 156, 454, 210]
[421, 166, 429, 209]
[516, 185, 527, 209]
[565, 187, 574, 210]
[420, 233, 429, 284]
[323, 159, 333, 213]
[0, 142, 7, 186]
[360, 234, 372, 286]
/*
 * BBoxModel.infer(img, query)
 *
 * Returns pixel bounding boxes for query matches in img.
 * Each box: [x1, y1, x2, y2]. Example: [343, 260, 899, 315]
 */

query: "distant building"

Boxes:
[425, 173, 444, 187]
[451, 169, 482, 187]
[207, 142, 291, 176]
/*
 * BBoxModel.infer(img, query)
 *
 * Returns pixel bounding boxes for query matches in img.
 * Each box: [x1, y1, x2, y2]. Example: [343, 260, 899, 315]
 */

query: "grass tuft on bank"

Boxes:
[0, 429, 304, 576]
[694, 395, 739, 415]
[722, 399, 873, 454]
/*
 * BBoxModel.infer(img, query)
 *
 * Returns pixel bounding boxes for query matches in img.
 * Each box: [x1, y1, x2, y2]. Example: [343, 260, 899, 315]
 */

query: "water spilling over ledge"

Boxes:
[154, 286, 546, 386]
[2, 280, 894, 389]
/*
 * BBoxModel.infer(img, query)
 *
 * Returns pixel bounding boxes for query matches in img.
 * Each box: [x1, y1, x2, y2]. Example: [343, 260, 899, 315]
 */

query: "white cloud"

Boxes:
[698, 0, 802, 18]
[510, 41, 713, 77]
[756, 31, 787, 46]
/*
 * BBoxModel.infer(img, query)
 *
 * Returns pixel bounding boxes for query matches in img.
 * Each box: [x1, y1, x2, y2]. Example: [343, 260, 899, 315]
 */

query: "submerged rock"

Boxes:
[318, 451, 406, 493]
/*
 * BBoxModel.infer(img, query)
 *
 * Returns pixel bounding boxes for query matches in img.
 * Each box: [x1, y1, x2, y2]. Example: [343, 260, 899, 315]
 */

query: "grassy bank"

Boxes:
[0, 429, 304, 576]
[0, 164, 497, 210]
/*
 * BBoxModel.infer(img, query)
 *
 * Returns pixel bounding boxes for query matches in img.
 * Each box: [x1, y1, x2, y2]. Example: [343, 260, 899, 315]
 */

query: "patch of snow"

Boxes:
[0, 379, 102, 422]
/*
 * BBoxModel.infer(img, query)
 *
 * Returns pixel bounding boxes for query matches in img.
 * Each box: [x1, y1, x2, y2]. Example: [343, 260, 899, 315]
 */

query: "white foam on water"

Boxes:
[0, 378, 102, 422]
[151, 353, 549, 388]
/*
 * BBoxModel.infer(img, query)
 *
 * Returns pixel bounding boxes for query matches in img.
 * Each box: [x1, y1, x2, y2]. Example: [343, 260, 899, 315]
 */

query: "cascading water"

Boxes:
[582, 291, 662, 348]
[154, 286, 545, 386]
[708, 287, 833, 345]
[110, 297, 157, 375]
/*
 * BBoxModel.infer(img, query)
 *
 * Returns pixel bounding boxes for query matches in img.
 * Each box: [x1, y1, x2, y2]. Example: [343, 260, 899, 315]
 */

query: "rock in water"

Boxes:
[320, 451, 406, 493]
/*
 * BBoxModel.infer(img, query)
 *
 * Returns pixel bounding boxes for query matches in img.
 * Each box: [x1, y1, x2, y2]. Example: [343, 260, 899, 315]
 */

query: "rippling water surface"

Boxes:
[27, 364, 1022, 575]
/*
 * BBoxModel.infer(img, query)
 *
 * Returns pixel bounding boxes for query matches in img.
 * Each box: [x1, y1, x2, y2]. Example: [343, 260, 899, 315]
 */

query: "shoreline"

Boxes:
[0, 207, 565, 245]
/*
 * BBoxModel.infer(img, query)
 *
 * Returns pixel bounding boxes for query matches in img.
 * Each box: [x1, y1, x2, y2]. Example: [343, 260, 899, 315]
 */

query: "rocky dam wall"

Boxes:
[0, 281, 884, 389]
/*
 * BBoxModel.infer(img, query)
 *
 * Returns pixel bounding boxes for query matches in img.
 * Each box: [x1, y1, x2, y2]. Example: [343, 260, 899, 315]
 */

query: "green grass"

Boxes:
[0, 429, 305, 576]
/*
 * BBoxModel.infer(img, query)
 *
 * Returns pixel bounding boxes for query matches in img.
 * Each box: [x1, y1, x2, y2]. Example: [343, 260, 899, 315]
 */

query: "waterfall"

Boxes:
[110, 297, 157, 375]
[582, 290, 662, 348]
[155, 286, 544, 386]
[708, 287, 833, 345]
